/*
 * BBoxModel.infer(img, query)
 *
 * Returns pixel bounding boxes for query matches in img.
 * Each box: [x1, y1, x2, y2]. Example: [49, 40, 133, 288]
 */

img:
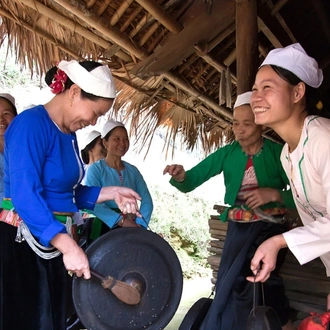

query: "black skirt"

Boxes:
[200, 220, 290, 330]
[0, 222, 67, 330]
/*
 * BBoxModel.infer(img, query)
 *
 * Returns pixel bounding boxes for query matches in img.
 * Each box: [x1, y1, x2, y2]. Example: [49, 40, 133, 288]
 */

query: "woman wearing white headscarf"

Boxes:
[0, 60, 141, 330]
[249, 44, 330, 292]
[85, 119, 153, 238]
[79, 128, 106, 169]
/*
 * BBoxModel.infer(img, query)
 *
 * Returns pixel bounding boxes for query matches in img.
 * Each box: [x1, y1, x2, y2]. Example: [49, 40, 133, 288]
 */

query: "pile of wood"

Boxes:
[207, 204, 330, 314]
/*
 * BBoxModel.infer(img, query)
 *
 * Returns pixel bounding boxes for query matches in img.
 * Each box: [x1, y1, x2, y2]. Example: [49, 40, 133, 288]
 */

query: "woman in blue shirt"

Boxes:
[0, 92, 17, 200]
[85, 119, 153, 237]
[0, 60, 141, 330]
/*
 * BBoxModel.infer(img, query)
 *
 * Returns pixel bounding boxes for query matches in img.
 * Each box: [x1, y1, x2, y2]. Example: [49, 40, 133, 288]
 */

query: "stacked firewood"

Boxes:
[207, 204, 330, 314]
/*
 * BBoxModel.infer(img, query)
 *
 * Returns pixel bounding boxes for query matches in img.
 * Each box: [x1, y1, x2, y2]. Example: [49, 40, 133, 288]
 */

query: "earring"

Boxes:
[70, 98, 73, 106]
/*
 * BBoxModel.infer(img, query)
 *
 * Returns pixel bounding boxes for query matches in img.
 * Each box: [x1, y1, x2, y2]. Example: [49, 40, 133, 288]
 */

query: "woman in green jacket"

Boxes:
[164, 92, 295, 330]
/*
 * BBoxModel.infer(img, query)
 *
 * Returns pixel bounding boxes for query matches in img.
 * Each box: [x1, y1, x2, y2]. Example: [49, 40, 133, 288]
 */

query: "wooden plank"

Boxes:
[283, 278, 330, 293]
[207, 255, 221, 268]
[286, 291, 326, 307]
[209, 229, 228, 237]
[289, 301, 325, 315]
[131, 0, 235, 77]
[207, 246, 223, 254]
[209, 219, 228, 230]
[210, 239, 226, 247]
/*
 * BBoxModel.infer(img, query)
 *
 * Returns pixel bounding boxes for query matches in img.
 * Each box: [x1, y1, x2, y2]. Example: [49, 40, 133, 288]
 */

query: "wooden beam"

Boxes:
[257, 0, 294, 47]
[257, 17, 282, 48]
[270, 0, 289, 15]
[207, 22, 236, 53]
[17, 0, 131, 62]
[194, 44, 237, 85]
[265, 0, 296, 43]
[236, 0, 259, 94]
[110, 0, 135, 26]
[0, 7, 81, 60]
[131, 0, 235, 78]
[52, 0, 149, 60]
[134, 0, 183, 34]
[163, 71, 233, 120]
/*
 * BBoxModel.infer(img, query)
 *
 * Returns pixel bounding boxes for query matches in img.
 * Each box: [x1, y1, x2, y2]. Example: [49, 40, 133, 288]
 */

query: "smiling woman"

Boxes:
[0, 92, 17, 199]
[0, 60, 143, 330]
[84, 119, 153, 238]
[249, 44, 330, 313]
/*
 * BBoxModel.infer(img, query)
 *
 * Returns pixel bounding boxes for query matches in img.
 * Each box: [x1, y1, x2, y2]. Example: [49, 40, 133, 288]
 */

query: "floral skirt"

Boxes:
[0, 222, 67, 330]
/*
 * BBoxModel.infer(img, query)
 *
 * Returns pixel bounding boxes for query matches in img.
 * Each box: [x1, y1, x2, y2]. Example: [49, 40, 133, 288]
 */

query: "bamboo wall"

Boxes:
[207, 205, 330, 314]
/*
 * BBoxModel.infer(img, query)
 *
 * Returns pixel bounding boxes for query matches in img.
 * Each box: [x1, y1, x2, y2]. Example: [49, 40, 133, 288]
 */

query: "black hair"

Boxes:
[0, 97, 17, 116]
[270, 65, 326, 117]
[45, 61, 113, 101]
[80, 136, 101, 164]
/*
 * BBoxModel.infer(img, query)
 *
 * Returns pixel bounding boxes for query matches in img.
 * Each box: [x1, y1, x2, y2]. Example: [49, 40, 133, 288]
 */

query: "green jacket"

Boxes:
[170, 139, 295, 221]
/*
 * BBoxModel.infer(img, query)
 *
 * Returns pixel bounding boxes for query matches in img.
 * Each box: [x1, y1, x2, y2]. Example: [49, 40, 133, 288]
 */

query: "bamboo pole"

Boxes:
[194, 46, 237, 85]
[17, 0, 131, 62]
[120, 6, 143, 33]
[271, 0, 289, 16]
[97, 0, 111, 16]
[163, 71, 233, 120]
[51, 0, 149, 60]
[207, 22, 236, 53]
[139, 21, 160, 47]
[0, 7, 80, 60]
[110, 0, 135, 26]
[134, 0, 182, 34]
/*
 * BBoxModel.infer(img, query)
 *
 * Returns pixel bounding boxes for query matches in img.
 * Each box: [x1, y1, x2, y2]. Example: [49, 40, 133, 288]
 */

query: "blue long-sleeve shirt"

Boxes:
[0, 152, 4, 200]
[4, 105, 100, 246]
[85, 159, 153, 228]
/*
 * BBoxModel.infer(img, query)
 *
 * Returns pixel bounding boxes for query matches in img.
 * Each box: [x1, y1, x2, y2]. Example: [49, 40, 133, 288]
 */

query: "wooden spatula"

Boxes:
[90, 269, 140, 305]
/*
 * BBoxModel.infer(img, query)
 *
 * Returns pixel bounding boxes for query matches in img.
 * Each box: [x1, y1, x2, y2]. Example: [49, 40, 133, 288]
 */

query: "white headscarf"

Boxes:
[261, 43, 323, 88]
[58, 60, 116, 98]
[233, 91, 252, 109]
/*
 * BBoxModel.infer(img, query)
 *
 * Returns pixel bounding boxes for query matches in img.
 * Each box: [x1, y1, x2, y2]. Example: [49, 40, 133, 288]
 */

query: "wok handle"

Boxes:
[90, 269, 106, 281]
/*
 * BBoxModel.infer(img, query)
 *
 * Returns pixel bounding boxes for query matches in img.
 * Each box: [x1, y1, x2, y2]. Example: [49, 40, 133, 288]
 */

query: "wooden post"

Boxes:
[235, 0, 258, 94]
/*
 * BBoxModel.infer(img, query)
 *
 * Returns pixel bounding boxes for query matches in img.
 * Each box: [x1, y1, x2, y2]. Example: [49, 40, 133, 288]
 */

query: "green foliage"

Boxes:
[148, 184, 212, 278]
[0, 46, 42, 89]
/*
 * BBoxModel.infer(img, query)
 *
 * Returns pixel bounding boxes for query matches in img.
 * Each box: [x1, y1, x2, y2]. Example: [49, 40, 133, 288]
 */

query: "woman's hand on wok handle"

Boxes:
[246, 234, 287, 283]
[51, 233, 91, 279]
[98, 186, 142, 217]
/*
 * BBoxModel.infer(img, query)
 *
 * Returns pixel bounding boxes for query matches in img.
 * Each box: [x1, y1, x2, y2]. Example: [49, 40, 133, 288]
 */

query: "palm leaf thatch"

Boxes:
[1, 0, 330, 156]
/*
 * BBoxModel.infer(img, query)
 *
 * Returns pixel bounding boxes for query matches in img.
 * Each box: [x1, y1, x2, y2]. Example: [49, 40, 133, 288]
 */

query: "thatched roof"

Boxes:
[1, 0, 330, 155]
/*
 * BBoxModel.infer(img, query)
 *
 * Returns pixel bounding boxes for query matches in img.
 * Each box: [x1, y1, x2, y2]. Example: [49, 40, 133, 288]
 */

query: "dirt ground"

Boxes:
[165, 276, 213, 330]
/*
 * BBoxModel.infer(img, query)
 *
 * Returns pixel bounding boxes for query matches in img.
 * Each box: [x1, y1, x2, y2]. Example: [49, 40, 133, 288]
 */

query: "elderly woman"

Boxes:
[0, 60, 141, 330]
[85, 119, 153, 237]
[0, 92, 17, 199]
[249, 43, 330, 296]
[164, 92, 295, 330]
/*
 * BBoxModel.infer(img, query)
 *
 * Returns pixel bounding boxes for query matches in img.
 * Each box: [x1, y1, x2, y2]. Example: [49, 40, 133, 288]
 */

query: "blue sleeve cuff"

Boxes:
[39, 221, 67, 247]
[75, 185, 101, 210]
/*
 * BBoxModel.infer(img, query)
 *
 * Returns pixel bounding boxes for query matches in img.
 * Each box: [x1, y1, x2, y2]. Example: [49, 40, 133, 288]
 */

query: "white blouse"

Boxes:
[281, 116, 330, 276]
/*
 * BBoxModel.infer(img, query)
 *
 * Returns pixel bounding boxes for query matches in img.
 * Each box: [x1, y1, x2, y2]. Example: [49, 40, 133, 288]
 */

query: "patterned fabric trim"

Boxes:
[228, 207, 287, 222]
[0, 209, 22, 227]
